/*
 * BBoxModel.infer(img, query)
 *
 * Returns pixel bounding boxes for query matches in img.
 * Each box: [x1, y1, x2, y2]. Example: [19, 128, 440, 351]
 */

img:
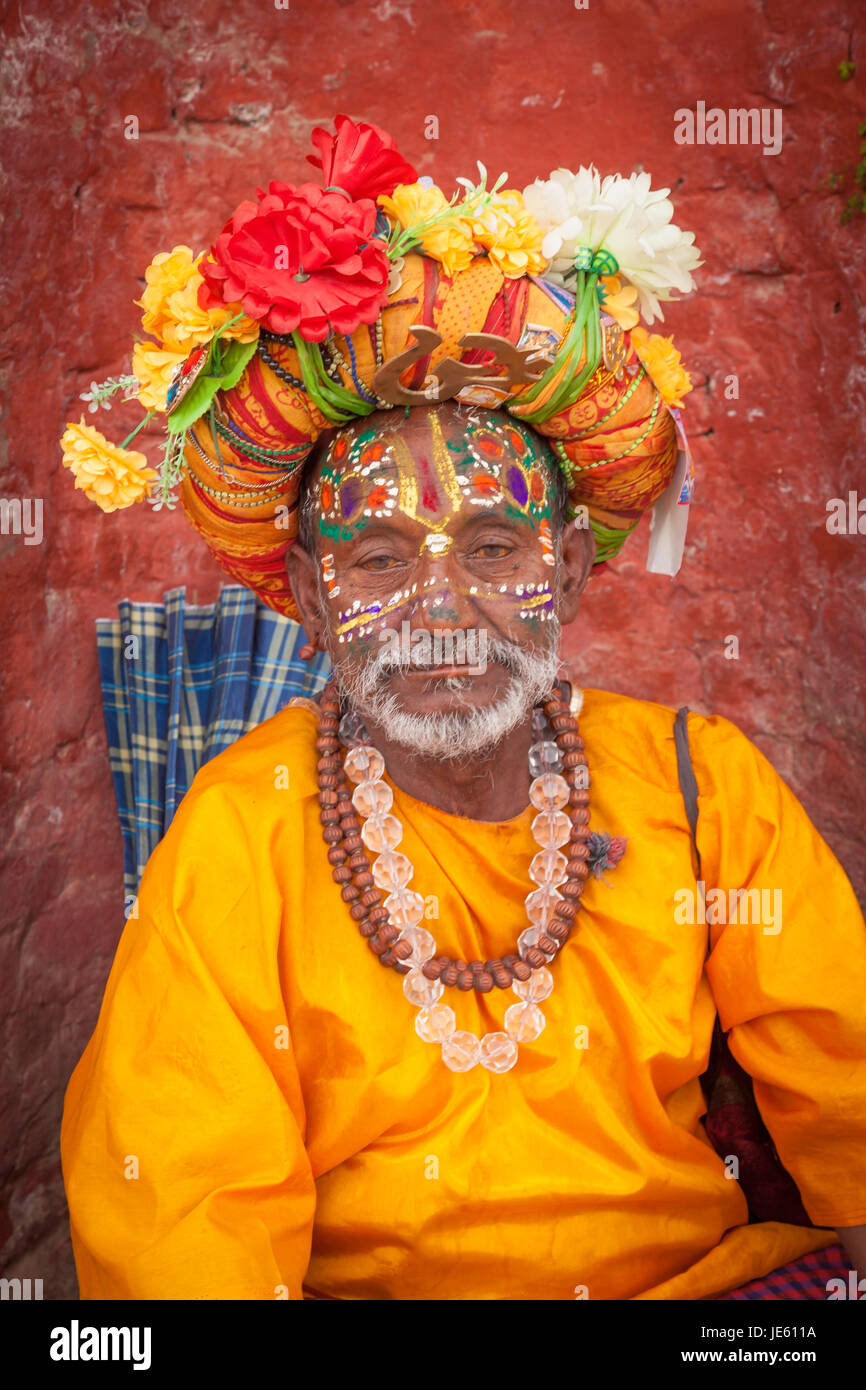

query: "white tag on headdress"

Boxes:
[646, 407, 693, 577]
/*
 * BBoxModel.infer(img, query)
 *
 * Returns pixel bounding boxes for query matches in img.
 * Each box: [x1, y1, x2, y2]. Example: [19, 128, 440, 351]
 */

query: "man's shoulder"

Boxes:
[136, 703, 321, 932]
[581, 685, 683, 748]
[179, 702, 319, 817]
[582, 686, 678, 725]
[582, 685, 746, 738]
[139, 703, 321, 897]
[580, 686, 756, 784]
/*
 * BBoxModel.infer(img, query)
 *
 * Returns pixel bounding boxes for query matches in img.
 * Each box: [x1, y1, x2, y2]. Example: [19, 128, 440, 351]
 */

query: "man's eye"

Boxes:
[359, 554, 401, 571]
[471, 543, 513, 559]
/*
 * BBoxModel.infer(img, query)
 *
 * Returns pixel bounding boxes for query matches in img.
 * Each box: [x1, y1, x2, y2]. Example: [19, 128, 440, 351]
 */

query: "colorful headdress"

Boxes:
[61, 114, 701, 621]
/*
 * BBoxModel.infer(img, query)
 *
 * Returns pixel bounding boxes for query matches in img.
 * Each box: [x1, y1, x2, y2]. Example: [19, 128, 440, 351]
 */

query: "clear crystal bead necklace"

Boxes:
[315, 676, 591, 1073]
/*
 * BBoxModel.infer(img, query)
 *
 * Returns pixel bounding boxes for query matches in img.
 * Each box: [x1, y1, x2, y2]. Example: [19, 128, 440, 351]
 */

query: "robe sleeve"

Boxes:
[690, 711, 866, 1228]
[60, 778, 316, 1299]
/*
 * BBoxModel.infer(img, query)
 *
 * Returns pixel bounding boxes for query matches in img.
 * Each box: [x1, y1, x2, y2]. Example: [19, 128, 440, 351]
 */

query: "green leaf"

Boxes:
[838, 59, 856, 81]
[219, 338, 258, 391]
[166, 373, 222, 434]
[166, 337, 259, 434]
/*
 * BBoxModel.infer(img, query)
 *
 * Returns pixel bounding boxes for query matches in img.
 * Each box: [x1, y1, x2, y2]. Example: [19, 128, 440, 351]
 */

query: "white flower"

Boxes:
[455, 160, 508, 215]
[523, 166, 702, 323]
[80, 380, 109, 413]
[147, 488, 178, 511]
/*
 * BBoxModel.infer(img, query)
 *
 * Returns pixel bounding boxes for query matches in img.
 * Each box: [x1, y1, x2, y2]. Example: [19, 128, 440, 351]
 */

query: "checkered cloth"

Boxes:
[97, 585, 331, 902]
[720, 1243, 853, 1300]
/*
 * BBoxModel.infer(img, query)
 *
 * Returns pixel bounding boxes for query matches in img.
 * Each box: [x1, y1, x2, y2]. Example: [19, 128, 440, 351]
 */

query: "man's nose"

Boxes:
[408, 547, 477, 630]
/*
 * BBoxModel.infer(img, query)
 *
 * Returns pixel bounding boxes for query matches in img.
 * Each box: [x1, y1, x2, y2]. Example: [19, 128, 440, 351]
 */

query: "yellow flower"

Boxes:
[132, 341, 186, 411]
[378, 183, 476, 279]
[138, 245, 258, 351]
[599, 275, 640, 332]
[60, 419, 158, 513]
[138, 245, 198, 340]
[467, 189, 547, 279]
[629, 327, 693, 408]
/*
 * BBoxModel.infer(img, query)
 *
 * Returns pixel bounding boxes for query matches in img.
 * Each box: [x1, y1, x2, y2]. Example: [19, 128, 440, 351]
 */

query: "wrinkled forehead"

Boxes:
[313, 406, 558, 540]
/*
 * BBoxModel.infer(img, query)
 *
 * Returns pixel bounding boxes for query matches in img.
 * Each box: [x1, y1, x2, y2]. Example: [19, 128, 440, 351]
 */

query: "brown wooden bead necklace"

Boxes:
[316, 676, 592, 993]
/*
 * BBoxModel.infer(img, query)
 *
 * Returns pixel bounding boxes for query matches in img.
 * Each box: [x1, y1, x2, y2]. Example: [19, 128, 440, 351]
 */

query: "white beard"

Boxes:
[330, 623, 562, 762]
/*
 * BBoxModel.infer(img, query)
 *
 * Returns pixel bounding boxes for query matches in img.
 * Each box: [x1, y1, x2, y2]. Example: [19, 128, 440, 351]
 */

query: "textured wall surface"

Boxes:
[1, 0, 864, 1299]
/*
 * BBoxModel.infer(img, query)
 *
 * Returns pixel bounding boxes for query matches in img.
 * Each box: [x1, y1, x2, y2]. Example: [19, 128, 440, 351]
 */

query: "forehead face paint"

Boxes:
[318, 431, 401, 542]
[317, 408, 559, 544]
[421, 532, 454, 556]
[444, 410, 555, 529]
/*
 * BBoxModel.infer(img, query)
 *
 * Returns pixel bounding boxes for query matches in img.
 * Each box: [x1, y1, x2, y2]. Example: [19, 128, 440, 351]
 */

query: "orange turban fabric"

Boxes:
[179, 251, 677, 622]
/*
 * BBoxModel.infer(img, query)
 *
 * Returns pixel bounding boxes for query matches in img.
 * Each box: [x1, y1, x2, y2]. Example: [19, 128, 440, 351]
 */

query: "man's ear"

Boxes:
[285, 541, 325, 651]
[558, 520, 597, 625]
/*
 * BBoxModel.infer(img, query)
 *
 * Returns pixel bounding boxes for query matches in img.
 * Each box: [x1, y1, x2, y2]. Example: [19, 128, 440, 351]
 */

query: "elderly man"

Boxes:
[61, 398, 866, 1301]
[60, 115, 866, 1300]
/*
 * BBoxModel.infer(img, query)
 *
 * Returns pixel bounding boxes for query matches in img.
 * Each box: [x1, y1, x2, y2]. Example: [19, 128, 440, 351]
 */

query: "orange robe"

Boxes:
[61, 689, 866, 1299]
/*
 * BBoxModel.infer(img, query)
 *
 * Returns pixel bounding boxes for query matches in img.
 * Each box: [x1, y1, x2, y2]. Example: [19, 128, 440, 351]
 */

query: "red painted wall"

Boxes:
[1, 0, 864, 1297]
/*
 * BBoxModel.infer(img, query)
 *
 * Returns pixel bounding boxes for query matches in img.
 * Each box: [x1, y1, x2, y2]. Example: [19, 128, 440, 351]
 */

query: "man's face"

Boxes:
[295, 402, 582, 759]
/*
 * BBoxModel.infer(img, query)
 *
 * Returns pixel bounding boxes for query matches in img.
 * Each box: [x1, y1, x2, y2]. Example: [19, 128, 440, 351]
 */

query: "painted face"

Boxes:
[310, 405, 561, 700]
[317, 407, 554, 546]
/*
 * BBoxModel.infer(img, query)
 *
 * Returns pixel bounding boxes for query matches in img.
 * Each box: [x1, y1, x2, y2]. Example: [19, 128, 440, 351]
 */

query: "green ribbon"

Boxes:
[291, 333, 376, 424]
[516, 245, 623, 425]
[570, 246, 620, 277]
[586, 515, 639, 563]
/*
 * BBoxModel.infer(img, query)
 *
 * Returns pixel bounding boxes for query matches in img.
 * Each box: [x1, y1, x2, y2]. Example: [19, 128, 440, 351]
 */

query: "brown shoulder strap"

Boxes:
[674, 706, 701, 866]
[674, 708, 707, 954]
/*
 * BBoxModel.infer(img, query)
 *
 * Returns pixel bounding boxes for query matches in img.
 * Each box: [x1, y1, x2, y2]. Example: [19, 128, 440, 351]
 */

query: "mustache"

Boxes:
[331, 622, 563, 761]
[331, 620, 561, 723]
[348, 632, 540, 687]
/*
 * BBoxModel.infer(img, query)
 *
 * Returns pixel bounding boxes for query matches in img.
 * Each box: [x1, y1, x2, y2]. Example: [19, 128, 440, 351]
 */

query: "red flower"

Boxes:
[306, 113, 417, 202]
[197, 181, 390, 342]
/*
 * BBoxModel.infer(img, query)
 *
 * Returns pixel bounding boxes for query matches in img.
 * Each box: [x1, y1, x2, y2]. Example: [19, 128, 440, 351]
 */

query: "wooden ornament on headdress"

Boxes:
[371, 328, 555, 406]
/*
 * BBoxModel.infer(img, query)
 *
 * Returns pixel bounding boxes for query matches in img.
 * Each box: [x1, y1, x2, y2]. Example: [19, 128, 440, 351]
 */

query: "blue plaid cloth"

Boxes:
[97, 585, 331, 902]
[720, 1243, 852, 1300]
